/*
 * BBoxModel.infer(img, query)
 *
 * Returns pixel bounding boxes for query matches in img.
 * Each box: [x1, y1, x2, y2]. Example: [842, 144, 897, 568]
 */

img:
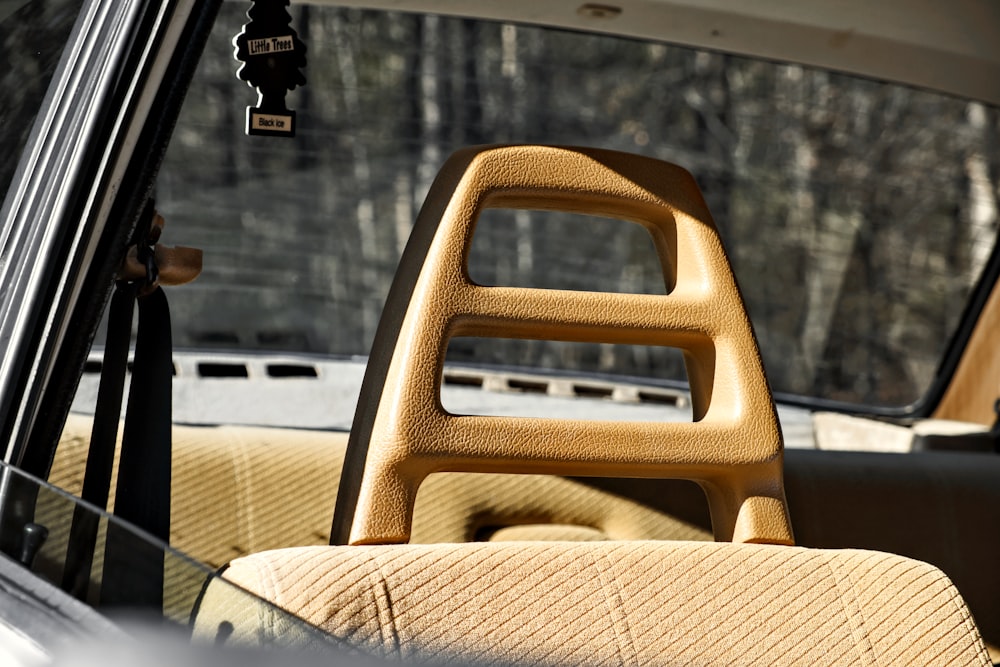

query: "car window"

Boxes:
[152, 4, 999, 417]
[0, 460, 336, 653]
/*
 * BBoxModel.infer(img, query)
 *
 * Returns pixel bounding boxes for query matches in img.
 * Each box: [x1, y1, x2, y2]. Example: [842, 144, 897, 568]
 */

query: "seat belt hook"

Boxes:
[135, 211, 164, 296]
[117, 211, 202, 292]
[137, 242, 160, 295]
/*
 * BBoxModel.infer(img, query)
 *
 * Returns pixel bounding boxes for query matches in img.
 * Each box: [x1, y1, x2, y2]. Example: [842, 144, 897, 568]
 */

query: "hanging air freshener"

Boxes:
[233, 0, 307, 137]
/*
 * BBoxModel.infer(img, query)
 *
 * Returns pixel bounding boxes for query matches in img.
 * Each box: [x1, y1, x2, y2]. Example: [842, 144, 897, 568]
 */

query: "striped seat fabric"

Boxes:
[201, 540, 990, 665]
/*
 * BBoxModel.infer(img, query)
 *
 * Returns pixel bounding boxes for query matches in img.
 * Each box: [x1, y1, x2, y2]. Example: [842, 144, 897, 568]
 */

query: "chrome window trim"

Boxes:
[0, 0, 198, 463]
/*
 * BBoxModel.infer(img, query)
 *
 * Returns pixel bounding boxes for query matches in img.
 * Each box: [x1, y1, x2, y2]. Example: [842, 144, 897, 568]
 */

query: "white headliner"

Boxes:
[317, 0, 1000, 105]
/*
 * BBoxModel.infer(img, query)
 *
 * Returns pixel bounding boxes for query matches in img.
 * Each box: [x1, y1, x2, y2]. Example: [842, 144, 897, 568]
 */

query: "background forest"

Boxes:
[155, 3, 1000, 409]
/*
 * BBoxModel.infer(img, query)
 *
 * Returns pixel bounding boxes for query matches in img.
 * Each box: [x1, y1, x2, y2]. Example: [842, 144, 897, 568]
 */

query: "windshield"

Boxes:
[153, 5, 999, 412]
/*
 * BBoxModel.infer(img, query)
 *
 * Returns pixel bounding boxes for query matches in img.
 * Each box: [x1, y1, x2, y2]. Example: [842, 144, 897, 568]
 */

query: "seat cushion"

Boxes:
[199, 541, 990, 665]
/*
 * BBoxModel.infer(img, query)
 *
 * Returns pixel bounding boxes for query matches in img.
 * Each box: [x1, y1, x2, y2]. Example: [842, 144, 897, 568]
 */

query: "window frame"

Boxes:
[0, 0, 222, 476]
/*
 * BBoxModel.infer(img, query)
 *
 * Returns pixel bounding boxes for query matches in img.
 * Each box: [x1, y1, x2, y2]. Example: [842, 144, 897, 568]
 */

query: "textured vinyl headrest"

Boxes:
[333, 145, 791, 546]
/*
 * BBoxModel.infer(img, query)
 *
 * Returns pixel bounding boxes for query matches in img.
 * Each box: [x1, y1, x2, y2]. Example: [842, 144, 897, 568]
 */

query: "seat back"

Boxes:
[195, 146, 988, 664]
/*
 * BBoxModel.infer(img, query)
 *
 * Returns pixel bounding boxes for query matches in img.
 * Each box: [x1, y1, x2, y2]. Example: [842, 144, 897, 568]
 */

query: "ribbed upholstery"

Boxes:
[203, 541, 990, 665]
[49, 414, 345, 567]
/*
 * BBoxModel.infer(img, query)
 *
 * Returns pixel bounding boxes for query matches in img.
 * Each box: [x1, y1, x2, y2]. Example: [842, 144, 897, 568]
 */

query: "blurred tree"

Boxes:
[157, 6, 1000, 407]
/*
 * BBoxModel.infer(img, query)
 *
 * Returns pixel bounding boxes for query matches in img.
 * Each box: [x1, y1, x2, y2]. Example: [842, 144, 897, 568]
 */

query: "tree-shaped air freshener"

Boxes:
[233, 0, 307, 137]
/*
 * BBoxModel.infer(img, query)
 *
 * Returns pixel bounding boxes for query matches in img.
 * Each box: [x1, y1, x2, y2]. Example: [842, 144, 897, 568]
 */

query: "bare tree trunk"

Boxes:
[394, 171, 413, 256]
[332, 12, 379, 336]
[294, 5, 314, 172]
[417, 15, 442, 199]
[964, 102, 998, 280]
[461, 19, 483, 144]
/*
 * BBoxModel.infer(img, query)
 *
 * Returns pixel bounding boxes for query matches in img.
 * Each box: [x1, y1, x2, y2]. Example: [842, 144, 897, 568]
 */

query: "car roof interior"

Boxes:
[314, 0, 1000, 105]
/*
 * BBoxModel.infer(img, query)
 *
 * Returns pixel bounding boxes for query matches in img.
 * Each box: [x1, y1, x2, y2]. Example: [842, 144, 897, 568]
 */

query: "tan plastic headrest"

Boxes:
[333, 145, 792, 546]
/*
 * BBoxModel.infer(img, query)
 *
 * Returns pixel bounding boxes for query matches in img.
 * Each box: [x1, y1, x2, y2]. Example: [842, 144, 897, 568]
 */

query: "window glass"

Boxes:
[0, 0, 83, 198]
[0, 2, 339, 652]
[0, 461, 335, 651]
[156, 5, 1000, 409]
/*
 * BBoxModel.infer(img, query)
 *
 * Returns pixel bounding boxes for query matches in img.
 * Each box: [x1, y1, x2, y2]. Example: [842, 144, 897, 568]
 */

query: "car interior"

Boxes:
[185, 143, 989, 663]
[5, 0, 1000, 664]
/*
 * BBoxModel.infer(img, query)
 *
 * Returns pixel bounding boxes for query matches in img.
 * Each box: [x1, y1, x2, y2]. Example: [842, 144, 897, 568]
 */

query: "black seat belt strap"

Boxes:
[62, 282, 137, 599]
[101, 285, 173, 608]
[113, 285, 173, 544]
[60, 203, 199, 607]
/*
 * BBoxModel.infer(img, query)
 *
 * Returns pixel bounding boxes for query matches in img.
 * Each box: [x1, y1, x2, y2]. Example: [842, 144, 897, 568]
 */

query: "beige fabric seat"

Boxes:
[208, 541, 989, 665]
[192, 146, 991, 663]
